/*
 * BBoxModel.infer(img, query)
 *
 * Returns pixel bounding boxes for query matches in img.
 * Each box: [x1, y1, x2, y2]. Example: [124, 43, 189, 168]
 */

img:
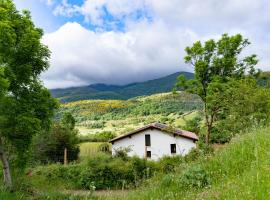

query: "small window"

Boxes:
[171, 144, 176, 154]
[146, 151, 151, 158]
[145, 134, 151, 146]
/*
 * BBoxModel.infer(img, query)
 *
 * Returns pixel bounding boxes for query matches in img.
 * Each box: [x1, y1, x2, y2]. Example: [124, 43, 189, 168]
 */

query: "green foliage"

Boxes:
[180, 165, 210, 188]
[79, 132, 116, 142]
[113, 147, 131, 161]
[0, 1, 58, 188]
[57, 92, 203, 135]
[211, 78, 270, 143]
[32, 154, 159, 190]
[32, 113, 80, 164]
[177, 34, 259, 144]
[183, 116, 202, 134]
[61, 112, 76, 130]
[98, 143, 111, 153]
[158, 156, 184, 173]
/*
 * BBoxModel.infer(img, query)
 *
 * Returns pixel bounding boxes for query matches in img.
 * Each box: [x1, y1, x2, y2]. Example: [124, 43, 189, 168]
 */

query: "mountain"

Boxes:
[50, 71, 194, 102]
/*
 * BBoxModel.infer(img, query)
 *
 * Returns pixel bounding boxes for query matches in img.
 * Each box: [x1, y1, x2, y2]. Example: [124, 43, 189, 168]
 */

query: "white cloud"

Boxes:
[41, 0, 270, 88]
[42, 21, 197, 88]
[53, 0, 80, 17]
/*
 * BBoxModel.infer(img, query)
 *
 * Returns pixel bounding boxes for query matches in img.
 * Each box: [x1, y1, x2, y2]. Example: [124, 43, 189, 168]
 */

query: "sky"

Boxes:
[13, 0, 270, 89]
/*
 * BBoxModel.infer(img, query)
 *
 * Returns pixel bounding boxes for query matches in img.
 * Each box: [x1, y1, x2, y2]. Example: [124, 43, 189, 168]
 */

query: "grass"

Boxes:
[1, 126, 270, 199]
[101, 126, 270, 200]
[79, 142, 111, 159]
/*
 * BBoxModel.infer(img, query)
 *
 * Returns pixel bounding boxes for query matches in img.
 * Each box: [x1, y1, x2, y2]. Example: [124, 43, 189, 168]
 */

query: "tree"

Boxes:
[61, 112, 76, 130]
[183, 116, 202, 134]
[211, 78, 270, 143]
[0, 0, 58, 187]
[33, 113, 80, 164]
[176, 34, 258, 144]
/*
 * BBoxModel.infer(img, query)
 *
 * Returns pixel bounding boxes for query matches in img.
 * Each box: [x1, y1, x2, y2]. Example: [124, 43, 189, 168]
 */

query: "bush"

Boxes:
[180, 165, 210, 188]
[32, 154, 159, 190]
[184, 148, 201, 162]
[114, 147, 131, 161]
[32, 113, 80, 164]
[159, 156, 184, 173]
[183, 116, 202, 134]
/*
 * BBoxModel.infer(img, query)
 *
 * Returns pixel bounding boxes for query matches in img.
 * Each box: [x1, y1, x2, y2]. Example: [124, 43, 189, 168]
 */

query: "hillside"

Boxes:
[51, 72, 194, 102]
[103, 126, 270, 200]
[56, 92, 203, 135]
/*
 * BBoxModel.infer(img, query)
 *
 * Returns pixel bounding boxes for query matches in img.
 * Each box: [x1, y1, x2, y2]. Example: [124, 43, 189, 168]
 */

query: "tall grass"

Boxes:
[103, 126, 270, 200]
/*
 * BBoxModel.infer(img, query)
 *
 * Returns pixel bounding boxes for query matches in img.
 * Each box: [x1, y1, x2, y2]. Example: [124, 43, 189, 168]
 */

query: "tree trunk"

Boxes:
[205, 125, 211, 145]
[0, 137, 12, 188]
[204, 102, 210, 145]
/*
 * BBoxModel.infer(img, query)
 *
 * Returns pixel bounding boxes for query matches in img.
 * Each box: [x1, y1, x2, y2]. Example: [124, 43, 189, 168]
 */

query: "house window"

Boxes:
[171, 144, 176, 154]
[146, 151, 151, 158]
[145, 134, 151, 146]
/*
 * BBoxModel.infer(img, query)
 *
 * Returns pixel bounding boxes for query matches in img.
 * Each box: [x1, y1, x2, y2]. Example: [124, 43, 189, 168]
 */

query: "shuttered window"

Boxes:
[145, 134, 151, 146]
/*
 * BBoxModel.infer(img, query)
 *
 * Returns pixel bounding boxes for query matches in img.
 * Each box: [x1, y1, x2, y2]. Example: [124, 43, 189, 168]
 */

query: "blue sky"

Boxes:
[13, 0, 270, 89]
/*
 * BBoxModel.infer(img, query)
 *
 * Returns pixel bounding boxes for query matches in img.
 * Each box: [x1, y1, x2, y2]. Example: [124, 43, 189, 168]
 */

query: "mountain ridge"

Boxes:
[51, 71, 194, 102]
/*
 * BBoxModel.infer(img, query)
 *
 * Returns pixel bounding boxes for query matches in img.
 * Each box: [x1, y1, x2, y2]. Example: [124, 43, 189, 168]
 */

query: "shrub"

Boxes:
[98, 143, 111, 153]
[160, 174, 175, 187]
[32, 154, 160, 190]
[184, 148, 201, 162]
[159, 156, 184, 173]
[180, 165, 210, 188]
[114, 147, 131, 161]
[183, 116, 202, 134]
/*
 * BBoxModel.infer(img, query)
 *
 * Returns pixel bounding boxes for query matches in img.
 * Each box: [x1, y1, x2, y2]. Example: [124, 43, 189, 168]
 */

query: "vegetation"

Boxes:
[32, 113, 80, 164]
[1, 2, 270, 199]
[79, 142, 111, 159]
[177, 34, 259, 144]
[0, 0, 58, 187]
[1, 126, 270, 199]
[57, 92, 203, 135]
[51, 72, 194, 102]
[100, 126, 270, 200]
[31, 153, 159, 191]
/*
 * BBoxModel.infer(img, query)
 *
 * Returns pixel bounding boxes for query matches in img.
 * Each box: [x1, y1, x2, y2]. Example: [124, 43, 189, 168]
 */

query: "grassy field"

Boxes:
[79, 142, 111, 159]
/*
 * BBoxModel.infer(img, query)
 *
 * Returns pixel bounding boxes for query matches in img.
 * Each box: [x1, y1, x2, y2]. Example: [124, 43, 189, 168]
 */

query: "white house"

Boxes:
[110, 122, 198, 160]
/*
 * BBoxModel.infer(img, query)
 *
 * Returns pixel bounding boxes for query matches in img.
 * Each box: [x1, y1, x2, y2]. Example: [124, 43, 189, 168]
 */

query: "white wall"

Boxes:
[111, 128, 196, 160]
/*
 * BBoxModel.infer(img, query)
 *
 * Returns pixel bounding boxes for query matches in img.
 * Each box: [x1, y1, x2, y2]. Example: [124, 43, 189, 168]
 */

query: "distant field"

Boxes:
[79, 142, 111, 159]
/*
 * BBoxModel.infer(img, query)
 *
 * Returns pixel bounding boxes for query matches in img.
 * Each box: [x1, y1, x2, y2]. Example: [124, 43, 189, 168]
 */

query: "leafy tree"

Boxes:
[61, 112, 76, 130]
[211, 78, 270, 143]
[183, 116, 202, 134]
[176, 34, 258, 144]
[33, 113, 80, 164]
[0, 0, 58, 187]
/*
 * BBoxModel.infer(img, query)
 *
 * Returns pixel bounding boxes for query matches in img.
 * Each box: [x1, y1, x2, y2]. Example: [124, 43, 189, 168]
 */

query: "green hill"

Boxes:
[51, 72, 194, 102]
[57, 92, 203, 135]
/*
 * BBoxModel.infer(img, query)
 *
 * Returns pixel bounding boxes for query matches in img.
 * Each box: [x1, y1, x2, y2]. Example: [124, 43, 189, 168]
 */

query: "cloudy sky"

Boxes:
[14, 0, 270, 89]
